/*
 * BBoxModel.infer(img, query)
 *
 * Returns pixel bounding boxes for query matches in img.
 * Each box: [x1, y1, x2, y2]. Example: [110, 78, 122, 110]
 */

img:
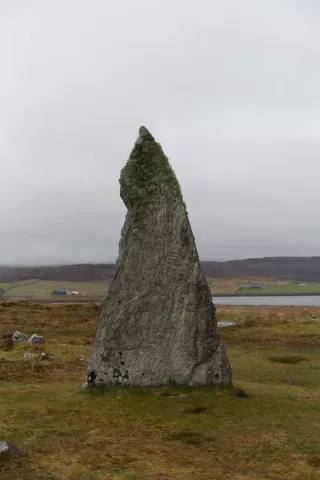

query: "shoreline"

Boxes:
[212, 292, 320, 297]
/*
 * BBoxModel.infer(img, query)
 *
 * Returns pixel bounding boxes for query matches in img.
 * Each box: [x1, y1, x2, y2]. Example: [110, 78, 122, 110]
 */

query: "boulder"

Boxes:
[0, 442, 20, 458]
[41, 353, 56, 361]
[84, 127, 231, 387]
[29, 334, 45, 344]
[12, 331, 28, 344]
[24, 352, 39, 359]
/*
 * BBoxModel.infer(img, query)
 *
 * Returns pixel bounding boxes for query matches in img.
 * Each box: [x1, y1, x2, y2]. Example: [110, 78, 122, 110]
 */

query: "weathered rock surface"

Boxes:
[41, 353, 56, 361]
[12, 331, 28, 344]
[85, 127, 231, 387]
[29, 334, 45, 344]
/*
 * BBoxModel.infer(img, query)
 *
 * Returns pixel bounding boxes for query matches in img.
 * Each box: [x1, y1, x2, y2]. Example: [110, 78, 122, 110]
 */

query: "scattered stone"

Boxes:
[78, 357, 89, 362]
[85, 127, 232, 388]
[29, 334, 45, 344]
[0, 442, 20, 458]
[24, 352, 39, 359]
[40, 353, 56, 361]
[12, 331, 29, 344]
[217, 321, 237, 328]
[168, 394, 188, 399]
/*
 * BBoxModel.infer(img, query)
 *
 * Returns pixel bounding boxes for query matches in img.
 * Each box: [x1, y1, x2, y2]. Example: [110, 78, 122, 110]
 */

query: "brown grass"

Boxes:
[0, 303, 319, 479]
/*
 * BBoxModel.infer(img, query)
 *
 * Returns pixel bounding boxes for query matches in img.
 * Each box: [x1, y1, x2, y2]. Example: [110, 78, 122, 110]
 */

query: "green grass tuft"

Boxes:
[297, 444, 320, 454]
[182, 405, 208, 414]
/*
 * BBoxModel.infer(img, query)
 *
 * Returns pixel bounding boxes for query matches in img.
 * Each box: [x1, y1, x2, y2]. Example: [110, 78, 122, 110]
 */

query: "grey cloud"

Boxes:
[0, 1, 319, 264]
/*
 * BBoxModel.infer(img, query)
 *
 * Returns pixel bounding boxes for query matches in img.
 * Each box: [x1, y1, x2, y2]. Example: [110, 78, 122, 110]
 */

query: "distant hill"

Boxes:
[1, 257, 320, 282]
[201, 257, 320, 281]
[0, 264, 115, 283]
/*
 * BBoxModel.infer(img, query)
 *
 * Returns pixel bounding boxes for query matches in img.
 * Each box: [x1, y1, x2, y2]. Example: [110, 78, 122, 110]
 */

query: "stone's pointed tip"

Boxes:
[138, 126, 155, 142]
[139, 126, 150, 135]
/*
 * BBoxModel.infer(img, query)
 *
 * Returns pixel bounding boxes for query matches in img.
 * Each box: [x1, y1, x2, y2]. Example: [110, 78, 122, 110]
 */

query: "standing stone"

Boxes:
[85, 127, 231, 387]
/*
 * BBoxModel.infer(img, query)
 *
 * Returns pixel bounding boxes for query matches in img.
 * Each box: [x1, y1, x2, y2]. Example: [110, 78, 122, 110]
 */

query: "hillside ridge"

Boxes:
[1, 257, 320, 282]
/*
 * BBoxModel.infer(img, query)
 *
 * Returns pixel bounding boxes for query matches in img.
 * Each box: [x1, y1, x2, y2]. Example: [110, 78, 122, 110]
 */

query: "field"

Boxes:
[237, 282, 320, 295]
[1, 278, 320, 301]
[0, 302, 319, 479]
[0, 280, 109, 300]
[210, 278, 320, 295]
[0, 283, 14, 292]
[208, 277, 276, 294]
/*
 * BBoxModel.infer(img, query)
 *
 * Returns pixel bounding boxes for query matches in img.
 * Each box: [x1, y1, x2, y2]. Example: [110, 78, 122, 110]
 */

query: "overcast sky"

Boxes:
[1, 0, 320, 265]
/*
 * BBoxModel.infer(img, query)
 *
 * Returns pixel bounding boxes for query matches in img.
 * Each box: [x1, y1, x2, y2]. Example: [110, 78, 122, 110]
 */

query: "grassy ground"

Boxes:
[0, 303, 319, 479]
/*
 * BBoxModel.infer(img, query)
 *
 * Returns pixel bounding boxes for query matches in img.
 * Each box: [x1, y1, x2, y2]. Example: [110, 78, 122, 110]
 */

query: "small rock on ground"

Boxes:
[168, 394, 188, 399]
[78, 357, 89, 362]
[0, 442, 20, 458]
[12, 331, 29, 343]
[41, 353, 56, 361]
[29, 334, 45, 344]
[217, 321, 237, 328]
[24, 352, 39, 359]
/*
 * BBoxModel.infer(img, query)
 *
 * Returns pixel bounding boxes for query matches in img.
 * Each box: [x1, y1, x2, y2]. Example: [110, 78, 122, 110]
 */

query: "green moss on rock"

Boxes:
[120, 127, 183, 220]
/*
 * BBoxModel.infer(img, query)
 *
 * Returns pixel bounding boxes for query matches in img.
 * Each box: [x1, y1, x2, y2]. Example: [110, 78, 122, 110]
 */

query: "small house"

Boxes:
[52, 288, 67, 295]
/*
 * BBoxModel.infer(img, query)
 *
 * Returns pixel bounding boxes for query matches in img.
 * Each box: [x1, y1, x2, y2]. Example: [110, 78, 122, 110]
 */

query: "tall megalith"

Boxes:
[84, 127, 231, 387]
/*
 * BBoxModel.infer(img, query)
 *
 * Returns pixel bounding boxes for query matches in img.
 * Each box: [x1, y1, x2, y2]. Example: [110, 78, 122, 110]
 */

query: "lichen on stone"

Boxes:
[120, 126, 183, 222]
